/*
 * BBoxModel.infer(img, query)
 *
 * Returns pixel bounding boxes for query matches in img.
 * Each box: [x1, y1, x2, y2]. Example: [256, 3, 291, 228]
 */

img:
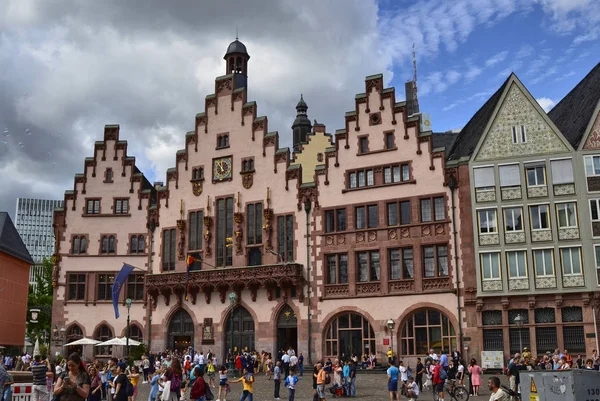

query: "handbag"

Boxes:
[204, 381, 214, 401]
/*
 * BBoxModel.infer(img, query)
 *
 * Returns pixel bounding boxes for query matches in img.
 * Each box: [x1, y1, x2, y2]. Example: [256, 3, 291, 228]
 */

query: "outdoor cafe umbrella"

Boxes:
[95, 337, 141, 347]
[63, 338, 101, 346]
[33, 338, 40, 357]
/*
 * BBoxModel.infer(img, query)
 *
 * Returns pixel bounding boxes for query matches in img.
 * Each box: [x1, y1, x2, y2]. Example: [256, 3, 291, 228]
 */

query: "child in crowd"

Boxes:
[284, 368, 299, 401]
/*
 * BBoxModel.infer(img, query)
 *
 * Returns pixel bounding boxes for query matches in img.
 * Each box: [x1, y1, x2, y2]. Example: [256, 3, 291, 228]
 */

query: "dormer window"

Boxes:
[512, 125, 527, 144]
[217, 133, 230, 149]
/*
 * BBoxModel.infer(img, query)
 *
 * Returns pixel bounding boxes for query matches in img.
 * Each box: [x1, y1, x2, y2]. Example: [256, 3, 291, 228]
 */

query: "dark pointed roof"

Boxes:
[0, 212, 34, 265]
[224, 39, 249, 59]
[548, 62, 600, 148]
[432, 132, 458, 156]
[447, 75, 512, 161]
[296, 94, 307, 110]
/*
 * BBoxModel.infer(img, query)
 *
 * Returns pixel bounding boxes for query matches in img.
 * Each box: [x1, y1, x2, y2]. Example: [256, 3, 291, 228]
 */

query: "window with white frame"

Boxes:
[504, 207, 523, 232]
[512, 125, 527, 144]
[560, 247, 582, 276]
[474, 167, 495, 191]
[499, 164, 521, 187]
[530, 205, 550, 230]
[550, 159, 574, 185]
[507, 251, 527, 278]
[556, 202, 578, 228]
[478, 209, 497, 234]
[481, 252, 501, 280]
[526, 165, 546, 186]
[533, 249, 554, 277]
[590, 199, 600, 222]
[584, 156, 600, 176]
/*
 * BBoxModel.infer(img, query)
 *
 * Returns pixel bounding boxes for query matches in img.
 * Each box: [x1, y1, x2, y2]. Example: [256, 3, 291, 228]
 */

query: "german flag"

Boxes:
[185, 255, 201, 301]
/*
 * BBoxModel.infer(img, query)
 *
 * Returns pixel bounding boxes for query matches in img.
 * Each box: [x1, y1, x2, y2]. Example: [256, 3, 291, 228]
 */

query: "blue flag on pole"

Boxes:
[112, 263, 135, 319]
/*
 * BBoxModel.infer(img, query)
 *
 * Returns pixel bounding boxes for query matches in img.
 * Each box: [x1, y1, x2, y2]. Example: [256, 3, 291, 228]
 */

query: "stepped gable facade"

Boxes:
[308, 74, 464, 364]
[50, 125, 155, 359]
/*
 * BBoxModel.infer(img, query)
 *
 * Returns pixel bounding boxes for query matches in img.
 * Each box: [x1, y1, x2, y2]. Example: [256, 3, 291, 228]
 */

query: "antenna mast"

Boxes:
[412, 43, 417, 83]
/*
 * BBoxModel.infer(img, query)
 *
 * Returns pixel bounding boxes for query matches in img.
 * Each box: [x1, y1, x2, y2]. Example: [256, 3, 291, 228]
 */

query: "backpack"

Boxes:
[204, 381, 214, 401]
[325, 373, 331, 385]
[438, 367, 447, 381]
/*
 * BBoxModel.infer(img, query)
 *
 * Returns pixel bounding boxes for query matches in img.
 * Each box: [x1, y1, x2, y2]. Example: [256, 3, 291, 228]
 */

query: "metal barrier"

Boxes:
[11, 383, 33, 401]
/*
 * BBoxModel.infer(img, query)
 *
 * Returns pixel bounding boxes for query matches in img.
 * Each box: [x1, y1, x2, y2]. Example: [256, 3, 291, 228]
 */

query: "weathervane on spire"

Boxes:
[412, 43, 417, 83]
[236, 26, 239, 40]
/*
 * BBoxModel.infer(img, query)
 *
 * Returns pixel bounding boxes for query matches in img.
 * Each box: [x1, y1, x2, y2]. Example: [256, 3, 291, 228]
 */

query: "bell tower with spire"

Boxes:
[224, 36, 250, 89]
[292, 94, 312, 151]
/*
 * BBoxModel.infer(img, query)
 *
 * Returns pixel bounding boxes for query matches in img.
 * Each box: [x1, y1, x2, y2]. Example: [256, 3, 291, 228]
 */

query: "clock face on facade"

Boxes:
[213, 157, 233, 181]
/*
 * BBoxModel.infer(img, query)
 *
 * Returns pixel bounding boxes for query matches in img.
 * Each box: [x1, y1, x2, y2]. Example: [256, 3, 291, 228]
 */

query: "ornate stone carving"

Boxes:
[401, 228, 410, 238]
[583, 113, 600, 149]
[356, 283, 381, 295]
[558, 227, 580, 240]
[216, 78, 232, 93]
[505, 232, 526, 244]
[479, 233, 500, 246]
[531, 229, 552, 242]
[553, 183, 575, 196]
[509, 278, 529, 291]
[241, 172, 253, 189]
[367, 231, 377, 242]
[356, 232, 365, 243]
[423, 278, 451, 291]
[563, 274, 585, 288]
[389, 280, 414, 293]
[324, 285, 349, 298]
[476, 190, 496, 203]
[535, 277, 556, 289]
[192, 181, 203, 196]
[203, 216, 213, 257]
[482, 280, 503, 292]
[234, 212, 244, 255]
[501, 187, 522, 200]
[177, 219, 186, 261]
[336, 234, 346, 245]
[474, 84, 569, 161]
[421, 225, 431, 237]
[325, 236, 334, 246]
[435, 224, 445, 235]
[527, 186, 548, 198]
[263, 208, 273, 249]
[388, 229, 398, 240]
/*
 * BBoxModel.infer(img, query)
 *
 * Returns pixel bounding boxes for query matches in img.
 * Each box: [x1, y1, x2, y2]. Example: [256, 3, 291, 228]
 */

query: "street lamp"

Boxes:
[387, 319, 395, 364]
[514, 314, 524, 353]
[228, 292, 237, 375]
[126, 298, 132, 362]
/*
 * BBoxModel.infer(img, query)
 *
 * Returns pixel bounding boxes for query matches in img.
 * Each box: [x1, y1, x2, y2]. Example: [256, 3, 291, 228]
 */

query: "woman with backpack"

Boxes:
[171, 359, 184, 401]
[189, 367, 208, 401]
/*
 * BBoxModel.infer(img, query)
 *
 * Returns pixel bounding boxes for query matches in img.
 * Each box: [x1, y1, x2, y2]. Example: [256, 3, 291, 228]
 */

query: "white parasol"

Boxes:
[63, 338, 101, 346]
[95, 337, 141, 347]
[33, 338, 40, 356]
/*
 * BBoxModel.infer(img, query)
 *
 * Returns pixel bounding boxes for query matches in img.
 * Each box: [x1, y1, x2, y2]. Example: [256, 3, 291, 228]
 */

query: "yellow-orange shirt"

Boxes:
[241, 374, 254, 392]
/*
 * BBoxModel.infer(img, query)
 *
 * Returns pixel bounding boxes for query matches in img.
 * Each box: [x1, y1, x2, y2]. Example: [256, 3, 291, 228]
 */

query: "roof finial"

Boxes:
[236, 26, 239, 40]
[301, 93, 303, 100]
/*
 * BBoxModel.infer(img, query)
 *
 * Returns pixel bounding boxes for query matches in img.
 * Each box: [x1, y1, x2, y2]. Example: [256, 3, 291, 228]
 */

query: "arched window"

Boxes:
[324, 312, 375, 359]
[101, 236, 109, 254]
[73, 237, 80, 254]
[400, 309, 456, 355]
[130, 236, 138, 254]
[66, 325, 83, 341]
[80, 237, 87, 253]
[94, 324, 113, 356]
[129, 325, 143, 342]
[138, 236, 145, 253]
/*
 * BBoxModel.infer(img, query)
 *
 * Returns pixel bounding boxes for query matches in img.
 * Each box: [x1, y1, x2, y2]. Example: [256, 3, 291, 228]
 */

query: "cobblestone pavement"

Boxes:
[134, 373, 507, 401]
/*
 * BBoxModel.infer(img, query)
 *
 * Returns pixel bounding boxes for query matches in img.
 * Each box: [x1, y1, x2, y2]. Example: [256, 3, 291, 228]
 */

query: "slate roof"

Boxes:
[0, 212, 34, 264]
[447, 75, 511, 161]
[432, 132, 458, 155]
[548, 62, 600, 148]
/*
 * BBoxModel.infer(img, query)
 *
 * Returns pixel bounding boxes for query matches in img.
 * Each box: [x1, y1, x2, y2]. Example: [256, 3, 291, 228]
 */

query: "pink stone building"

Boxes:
[51, 39, 466, 364]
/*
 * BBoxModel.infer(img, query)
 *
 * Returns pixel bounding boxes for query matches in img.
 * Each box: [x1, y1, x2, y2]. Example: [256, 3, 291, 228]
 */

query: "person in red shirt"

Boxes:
[433, 360, 446, 401]
[190, 367, 206, 401]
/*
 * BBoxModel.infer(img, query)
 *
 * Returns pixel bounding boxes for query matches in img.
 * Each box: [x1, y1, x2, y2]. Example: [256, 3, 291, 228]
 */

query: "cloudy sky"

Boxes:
[1, 0, 599, 217]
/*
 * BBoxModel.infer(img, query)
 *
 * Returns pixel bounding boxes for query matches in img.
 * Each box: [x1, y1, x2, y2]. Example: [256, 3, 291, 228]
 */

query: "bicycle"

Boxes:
[432, 380, 469, 401]
[500, 384, 521, 401]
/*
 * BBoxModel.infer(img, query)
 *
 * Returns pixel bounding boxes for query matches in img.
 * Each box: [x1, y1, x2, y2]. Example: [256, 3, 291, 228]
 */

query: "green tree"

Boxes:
[26, 256, 54, 345]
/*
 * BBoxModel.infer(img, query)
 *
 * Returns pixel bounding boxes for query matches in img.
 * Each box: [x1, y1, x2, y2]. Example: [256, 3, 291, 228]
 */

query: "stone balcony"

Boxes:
[146, 263, 305, 307]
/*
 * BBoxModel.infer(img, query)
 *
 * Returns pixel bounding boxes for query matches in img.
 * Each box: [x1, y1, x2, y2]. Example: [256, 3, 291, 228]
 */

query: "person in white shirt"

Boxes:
[428, 349, 438, 362]
[282, 353, 291, 377]
[290, 355, 298, 369]
[456, 360, 465, 385]
[404, 377, 419, 400]
[399, 361, 408, 383]
[487, 377, 510, 401]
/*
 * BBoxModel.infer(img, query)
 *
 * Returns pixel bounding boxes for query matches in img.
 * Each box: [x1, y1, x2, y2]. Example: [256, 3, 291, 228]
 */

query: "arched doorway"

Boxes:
[276, 304, 297, 354]
[225, 306, 254, 354]
[66, 324, 84, 356]
[168, 309, 194, 352]
[399, 308, 457, 356]
[324, 312, 375, 359]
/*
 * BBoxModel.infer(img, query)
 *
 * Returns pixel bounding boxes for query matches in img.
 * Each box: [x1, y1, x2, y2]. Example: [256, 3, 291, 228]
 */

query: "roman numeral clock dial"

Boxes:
[213, 156, 233, 182]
